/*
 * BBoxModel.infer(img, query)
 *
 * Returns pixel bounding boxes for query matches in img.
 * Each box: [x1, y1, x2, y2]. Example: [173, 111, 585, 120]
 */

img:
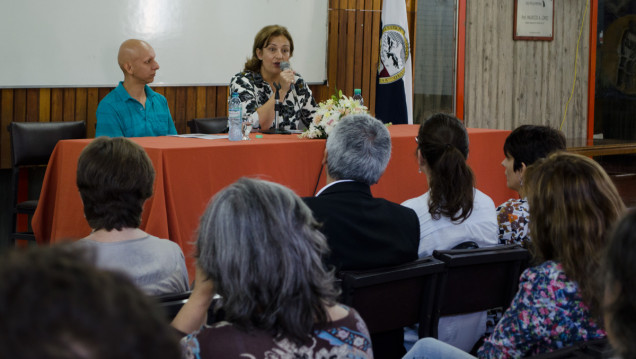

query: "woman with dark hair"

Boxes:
[171, 178, 372, 358]
[402, 113, 498, 351]
[0, 245, 183, 359]
[602, 209, 636, 359]
[497, 125, 566, 245]
[230, 25, 317, 131]
[76, 137, 189, 296]
[404, 152, 625, 358]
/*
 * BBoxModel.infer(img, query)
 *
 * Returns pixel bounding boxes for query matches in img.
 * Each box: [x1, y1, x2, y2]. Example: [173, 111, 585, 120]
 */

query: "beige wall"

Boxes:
[464, 0, 590, 139]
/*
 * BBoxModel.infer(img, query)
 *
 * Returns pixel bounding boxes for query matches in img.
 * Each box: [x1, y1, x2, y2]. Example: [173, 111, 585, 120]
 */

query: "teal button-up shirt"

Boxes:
[95, 82, 177, 137]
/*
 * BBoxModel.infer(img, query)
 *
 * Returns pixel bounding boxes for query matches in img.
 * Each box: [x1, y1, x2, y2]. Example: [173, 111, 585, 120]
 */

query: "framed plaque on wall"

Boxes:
[514, 0, 554, 41]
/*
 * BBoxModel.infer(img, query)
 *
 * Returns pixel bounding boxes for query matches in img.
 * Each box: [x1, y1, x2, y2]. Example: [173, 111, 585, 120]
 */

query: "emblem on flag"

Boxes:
[378, 25, 410, 85]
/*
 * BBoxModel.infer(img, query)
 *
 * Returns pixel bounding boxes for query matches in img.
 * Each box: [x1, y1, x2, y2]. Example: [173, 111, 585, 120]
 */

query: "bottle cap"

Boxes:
[255, 134, 263, 139]
[354, 89, 361, 95]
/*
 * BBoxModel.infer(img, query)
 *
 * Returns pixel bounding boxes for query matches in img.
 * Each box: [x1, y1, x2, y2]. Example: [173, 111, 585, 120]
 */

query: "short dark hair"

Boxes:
[603, 209, 636, 359]
[0, 245, 182, 359]
[196, 178, 339, 346]
[503, 125, 566, 172]
[76, 137, 155, 231]
[417, 113, 474, 223]
[244, 25, 294, 73]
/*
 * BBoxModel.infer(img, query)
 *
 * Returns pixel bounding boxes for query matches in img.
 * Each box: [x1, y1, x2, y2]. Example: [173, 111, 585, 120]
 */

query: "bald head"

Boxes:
[116, 39, 159, 85]
[118, 39, 152, 72]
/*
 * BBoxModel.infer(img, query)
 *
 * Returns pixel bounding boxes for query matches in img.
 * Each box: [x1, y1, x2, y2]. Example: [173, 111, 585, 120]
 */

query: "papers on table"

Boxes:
[170, 134, 229, 140]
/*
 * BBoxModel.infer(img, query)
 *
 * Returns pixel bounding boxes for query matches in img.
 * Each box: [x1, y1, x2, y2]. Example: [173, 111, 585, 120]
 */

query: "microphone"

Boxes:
[280, 61, 294, 92]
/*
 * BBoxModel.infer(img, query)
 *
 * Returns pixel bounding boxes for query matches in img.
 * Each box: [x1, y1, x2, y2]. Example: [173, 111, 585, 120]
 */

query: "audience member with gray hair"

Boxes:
[303, 114, 419, 358]
[171, 177, 373, 358]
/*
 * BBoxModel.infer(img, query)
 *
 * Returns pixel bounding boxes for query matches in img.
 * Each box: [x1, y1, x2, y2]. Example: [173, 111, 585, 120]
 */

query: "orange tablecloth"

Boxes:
[32, 125, 516, 278]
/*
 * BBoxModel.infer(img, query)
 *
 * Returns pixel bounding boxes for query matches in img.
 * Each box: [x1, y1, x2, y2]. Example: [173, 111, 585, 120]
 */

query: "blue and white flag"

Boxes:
[375, 0, 413, 124]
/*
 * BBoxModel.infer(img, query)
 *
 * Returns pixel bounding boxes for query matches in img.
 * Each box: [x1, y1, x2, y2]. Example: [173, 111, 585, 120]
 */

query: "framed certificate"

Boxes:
[514, 0, 554, 41]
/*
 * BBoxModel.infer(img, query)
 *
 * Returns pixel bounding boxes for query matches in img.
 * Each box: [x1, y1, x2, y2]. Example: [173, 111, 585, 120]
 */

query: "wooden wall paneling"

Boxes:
[337, 4, 348, 94]
[362, 0, 373, 106]
[50, 89, 64, 122]
[38, 88, 51, 122]
[353, 0, 364, 93]
[215, 86, 227, 118]
[345, 0, 356, 96]
[62, 88, 75, 122]
[205, 87, 217, 119]
[87, 88, 99, 137]
[496, 0, 513, 129]
[1, 89, 14, 168]
[464, 1, 475, 125]
[26, 89, 39, 122]
[74, 88, 87, 124]
[174, 87, 187, 131]
[98, 88, 111, 102]
[467, 0, 485, 128]
[183, 86, 197, 133]
[465, 0, 588, 139]
[163, 87, 177, 129]
[13, 89, 26, 123]
[195, 87, 207, 120]
[323, 0, 341, 102]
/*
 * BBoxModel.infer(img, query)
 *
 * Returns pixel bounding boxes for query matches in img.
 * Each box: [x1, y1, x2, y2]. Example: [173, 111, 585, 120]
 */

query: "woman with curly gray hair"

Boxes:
[172, 177, 372, 358]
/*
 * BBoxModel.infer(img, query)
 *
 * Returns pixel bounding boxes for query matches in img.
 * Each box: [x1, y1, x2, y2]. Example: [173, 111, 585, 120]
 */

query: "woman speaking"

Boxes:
[230, 25, 317, 131]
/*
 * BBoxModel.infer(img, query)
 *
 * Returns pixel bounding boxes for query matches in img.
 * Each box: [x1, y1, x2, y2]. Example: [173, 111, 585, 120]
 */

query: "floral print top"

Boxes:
[496, 198, 530, 245]
[180, 305, 373, 359]
[230, 70, 317, 130]
[477, 261, 605, 358]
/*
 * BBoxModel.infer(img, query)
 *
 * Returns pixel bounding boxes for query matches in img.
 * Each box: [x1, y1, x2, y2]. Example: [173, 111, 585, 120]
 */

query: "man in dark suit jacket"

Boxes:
[303, 114, 420, 272]
[303, 114, 420, 359]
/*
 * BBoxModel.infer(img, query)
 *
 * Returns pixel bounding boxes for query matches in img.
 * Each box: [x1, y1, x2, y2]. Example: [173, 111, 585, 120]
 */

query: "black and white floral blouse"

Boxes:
[229, 70, 317, 130]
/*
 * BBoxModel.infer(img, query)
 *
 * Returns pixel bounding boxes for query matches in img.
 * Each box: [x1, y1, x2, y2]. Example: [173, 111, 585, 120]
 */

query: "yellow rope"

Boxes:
[561, 0, 589, 131]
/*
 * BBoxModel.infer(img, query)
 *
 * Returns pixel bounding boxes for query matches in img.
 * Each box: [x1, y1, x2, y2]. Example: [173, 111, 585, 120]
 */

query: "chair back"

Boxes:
[427, 245, 530, 337]
[187, 117, 228, 134]
[339, 256, 446, 336]
[155, 291, 191, 321]
[9, 121, 86, 167]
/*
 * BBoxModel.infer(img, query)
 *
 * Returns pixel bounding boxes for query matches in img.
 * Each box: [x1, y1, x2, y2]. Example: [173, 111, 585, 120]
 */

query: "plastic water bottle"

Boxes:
[353, 88, 364, 106]
[228, 92, 242, 141]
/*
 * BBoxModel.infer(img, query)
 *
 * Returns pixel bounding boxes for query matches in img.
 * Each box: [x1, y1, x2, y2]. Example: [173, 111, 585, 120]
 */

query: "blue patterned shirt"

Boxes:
[96, 82, 177, 137]
[478, 261, 605, 358]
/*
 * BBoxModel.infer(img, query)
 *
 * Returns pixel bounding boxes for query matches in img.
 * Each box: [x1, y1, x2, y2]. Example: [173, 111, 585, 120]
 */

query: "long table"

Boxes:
[32, 125, 516, 278]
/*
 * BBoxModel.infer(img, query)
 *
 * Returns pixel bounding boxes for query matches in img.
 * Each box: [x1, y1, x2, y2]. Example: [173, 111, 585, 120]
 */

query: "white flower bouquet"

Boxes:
[300, 90, 368, 139]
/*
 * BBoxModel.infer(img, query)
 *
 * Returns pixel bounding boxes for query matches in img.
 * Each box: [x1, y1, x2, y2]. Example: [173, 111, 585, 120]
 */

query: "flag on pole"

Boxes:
[375, 0, 413, 125]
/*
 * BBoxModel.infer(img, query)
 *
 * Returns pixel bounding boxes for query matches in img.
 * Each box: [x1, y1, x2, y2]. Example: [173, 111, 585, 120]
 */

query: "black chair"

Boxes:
[187, 117, 228, 134]
[155, 291, 192, 321]
[528, 338, 612, 358]
[452, 240, 479, 250]
[425, 245, 530, 338]
[155, 291, 224, 323]
[8, 121, 86, 244]
[339, 257, 446, 359]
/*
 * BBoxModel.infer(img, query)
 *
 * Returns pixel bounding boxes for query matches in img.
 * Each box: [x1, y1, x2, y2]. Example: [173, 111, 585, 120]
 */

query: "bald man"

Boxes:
[96, 39, 177, 137]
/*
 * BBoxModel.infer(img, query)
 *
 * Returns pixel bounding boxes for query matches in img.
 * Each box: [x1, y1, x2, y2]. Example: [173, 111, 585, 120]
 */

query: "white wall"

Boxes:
[0, 0, 328, 87]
